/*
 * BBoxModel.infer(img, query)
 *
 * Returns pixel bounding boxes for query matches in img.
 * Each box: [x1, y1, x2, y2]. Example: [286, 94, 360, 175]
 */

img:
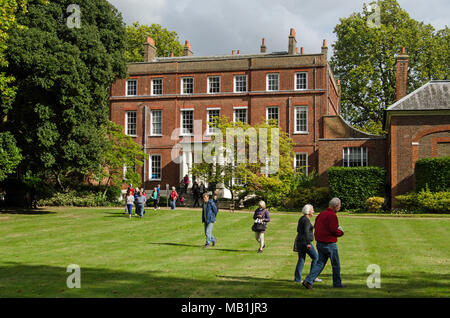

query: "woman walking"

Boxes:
[294, 204, 321, 284]
[252, 201, 270, 253]
[152, 187, 159, 210]
[126, 191, 134, 218]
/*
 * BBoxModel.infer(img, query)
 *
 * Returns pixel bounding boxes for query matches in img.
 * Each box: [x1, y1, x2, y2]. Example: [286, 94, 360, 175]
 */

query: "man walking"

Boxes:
[202, 193, 218, 248]
[302, 197, 345, 289]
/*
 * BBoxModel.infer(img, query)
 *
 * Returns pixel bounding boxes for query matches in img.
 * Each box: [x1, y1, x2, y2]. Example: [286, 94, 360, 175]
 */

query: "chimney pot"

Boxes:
[260, 38, 267, 53]
[396, 48, 409, 101]
[288, 28, 297, 55]
[143, 36, 157, 62]
[237, 50, 240, 55]
[300, 47, 304, 54]
[232, 50, 235, 55]
[183, 40, 193, 56]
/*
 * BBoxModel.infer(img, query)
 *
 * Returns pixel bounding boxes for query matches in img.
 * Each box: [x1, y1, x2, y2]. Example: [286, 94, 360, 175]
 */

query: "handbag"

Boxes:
[293, 234, 299, 252]
[252, 219, 266, 232]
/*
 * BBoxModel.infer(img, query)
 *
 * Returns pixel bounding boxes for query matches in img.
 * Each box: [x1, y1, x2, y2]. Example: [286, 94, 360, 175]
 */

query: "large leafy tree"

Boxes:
[94, 121, 148, 195]
[331, 0, 449, 134]
[125, 22, 184, 62]
[191, 117, 294, 206]
[3, 0, 127, 190]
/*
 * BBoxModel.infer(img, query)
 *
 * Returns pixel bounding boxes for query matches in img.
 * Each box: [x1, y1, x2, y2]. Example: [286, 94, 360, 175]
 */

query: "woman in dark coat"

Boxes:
[253, 200, 270, 253]
[294, 204, 321, 283]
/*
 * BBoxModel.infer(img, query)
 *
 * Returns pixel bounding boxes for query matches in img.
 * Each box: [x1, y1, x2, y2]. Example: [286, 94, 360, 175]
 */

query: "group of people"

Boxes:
[125, 184, 164, 218]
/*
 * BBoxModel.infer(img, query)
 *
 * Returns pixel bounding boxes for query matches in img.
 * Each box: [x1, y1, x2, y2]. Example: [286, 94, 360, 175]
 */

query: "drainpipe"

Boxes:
[313, 58, 317, 152]
[288, 97, 291, 138]
[143, 105, 148, 186]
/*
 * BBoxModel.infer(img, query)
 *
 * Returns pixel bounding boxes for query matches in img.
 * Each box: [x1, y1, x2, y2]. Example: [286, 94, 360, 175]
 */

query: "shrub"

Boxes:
[366, 197, 385, 213]
[105, 185, 122, 203]
[414, 157, 450, 192]
[38, 191, 118, 207]
[285, 187, 329, 210]
[327, 166, 385, 210]
[395, 189, 450, 213]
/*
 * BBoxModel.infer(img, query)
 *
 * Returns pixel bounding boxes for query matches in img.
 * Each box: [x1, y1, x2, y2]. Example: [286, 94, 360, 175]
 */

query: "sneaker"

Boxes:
[302, 280, 314, 290]
[203, 244, 210, 249]
[128, 214, 131, 219]
[314, 278, 322, 282]
[257, 249, 263, 253]
[212, 240, 216, 247]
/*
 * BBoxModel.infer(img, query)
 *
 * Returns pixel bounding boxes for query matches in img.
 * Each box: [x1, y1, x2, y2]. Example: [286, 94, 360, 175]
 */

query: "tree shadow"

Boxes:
[0, 262, 448, 298]
[148, 242, 255, 253]
[0, 208, 56, 215]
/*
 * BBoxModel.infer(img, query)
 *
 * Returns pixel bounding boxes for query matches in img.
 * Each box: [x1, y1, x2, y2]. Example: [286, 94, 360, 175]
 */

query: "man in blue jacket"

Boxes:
[202, 193, 218, 248]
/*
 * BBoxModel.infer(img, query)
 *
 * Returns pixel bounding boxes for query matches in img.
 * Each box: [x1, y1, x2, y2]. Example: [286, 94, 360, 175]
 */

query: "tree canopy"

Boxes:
[125, 22, 184, 62]
[331, 0, 449, 134]
[3, 0, 127, 190]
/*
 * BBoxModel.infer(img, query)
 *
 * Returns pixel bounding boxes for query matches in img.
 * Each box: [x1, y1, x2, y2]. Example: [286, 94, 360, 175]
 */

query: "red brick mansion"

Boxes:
[109, 29, 450, 205]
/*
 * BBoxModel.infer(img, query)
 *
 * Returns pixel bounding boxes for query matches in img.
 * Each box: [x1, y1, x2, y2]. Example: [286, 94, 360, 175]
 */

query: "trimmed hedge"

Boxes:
[415, 157, 450, 192]
[396, 190, 450, 213]
[327, 166, 385, 210]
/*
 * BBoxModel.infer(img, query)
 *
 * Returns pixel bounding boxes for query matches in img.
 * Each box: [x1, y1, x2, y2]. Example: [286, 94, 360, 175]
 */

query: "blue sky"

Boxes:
[107, 0, 449, 57]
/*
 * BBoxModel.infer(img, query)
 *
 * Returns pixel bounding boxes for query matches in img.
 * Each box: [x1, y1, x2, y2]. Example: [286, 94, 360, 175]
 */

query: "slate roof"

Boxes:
[387, 81, 450, 111]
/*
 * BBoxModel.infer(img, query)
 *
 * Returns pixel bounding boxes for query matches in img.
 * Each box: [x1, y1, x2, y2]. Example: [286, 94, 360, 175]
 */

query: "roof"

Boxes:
[387, 81, 450, 111]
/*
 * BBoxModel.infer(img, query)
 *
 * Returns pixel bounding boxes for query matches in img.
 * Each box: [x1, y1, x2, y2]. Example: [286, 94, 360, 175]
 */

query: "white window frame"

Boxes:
[294, 153, 308, 176]
[151, 78, 163, 96]
[207, 108, 221, 135]
[294, 106, 308, 134]
[266, 106, 280, 125]
[207, 76, 221, 94]
[126, 79, 137, 96]
[150, 110, 162, 136]
[180, 109, 194, 136]
[148, 154, 162, 181]
[233, 107, 248, 123]
[266, 73, 279, 91]
[181, 77, 194, 95]
[343, 147, 368, 167]
[295, 72, 308, 90]
[234, 75, 248, 93]
[125, 111, 137, 137]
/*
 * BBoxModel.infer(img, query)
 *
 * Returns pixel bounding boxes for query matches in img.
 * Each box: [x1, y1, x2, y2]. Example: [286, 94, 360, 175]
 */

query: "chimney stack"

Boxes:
[183, 40, 193, 56]
[300, 47, 304, 55]
[395, 47, 409, 101]
[232, 50, 235, 55]
[143, 37, 157, 62]
[321, 39, 328, 58]
[288, 28, 297, 55]
[260, 38, 267, 53]
[237, 50, 240, 55]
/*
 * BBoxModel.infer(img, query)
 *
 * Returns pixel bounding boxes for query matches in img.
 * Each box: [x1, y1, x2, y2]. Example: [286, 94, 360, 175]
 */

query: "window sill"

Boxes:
[293, 132, 309, 135]
[149, 134, 163, 137]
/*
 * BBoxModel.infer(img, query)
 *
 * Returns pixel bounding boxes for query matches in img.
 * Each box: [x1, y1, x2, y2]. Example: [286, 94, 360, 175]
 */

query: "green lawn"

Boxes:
[0, 207, 449, 298]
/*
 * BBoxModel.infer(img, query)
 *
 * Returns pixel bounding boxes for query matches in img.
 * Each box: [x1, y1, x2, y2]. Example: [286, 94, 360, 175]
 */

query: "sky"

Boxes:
[107, 0, 449, 57]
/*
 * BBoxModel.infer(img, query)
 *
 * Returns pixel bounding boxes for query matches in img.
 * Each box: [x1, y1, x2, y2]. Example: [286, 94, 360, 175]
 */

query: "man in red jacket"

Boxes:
[302, 197, 345, 289]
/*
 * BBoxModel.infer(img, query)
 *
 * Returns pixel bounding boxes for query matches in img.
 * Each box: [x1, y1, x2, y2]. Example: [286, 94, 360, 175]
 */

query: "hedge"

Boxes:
[327, 166, 385, 210]
[395, 190, 450, 213]
[415, 157, 450, 192]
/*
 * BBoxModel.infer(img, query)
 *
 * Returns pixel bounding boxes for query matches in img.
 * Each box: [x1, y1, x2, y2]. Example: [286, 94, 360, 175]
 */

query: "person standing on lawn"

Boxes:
[252, 201, 270, 253]
[156, 184, 161, 210]
[152, 187, 159, 211]
[294, 204, 322, 284]
[135, 190, 147, 218]
[126, 191, 135, 218]
[170, 186, 178, 210]
[302, 198, 345, 289]
[183, 175, 189, 194]
[202, 193, 218, 248]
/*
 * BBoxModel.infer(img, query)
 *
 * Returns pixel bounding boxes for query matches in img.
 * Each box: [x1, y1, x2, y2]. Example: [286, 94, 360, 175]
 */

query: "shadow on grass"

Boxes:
[0, 262, 449, 298]
[0, 263, 450, 298]
[0, 208, 56, 215]
[148, 242, 255, 253]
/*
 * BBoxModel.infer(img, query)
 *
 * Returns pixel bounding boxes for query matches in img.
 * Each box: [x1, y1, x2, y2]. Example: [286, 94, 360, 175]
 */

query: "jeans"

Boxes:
[136, 203, 145, 217]
[170, 200, 176, 210]
[127, 204, 133, 215]
[305, 242, 342, 287]
[204, 222, 216, 245]
[294, 244, 318, 282]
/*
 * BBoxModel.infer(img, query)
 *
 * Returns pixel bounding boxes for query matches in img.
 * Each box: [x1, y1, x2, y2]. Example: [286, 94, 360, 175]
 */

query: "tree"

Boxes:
[94, 121, 148, 196]
[125, 22, 184, 62]
[3, 0, 127, 191]
[191, 117, 294, 207]
[0, 131, 22, 182]
[331, 0, 449, 134]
